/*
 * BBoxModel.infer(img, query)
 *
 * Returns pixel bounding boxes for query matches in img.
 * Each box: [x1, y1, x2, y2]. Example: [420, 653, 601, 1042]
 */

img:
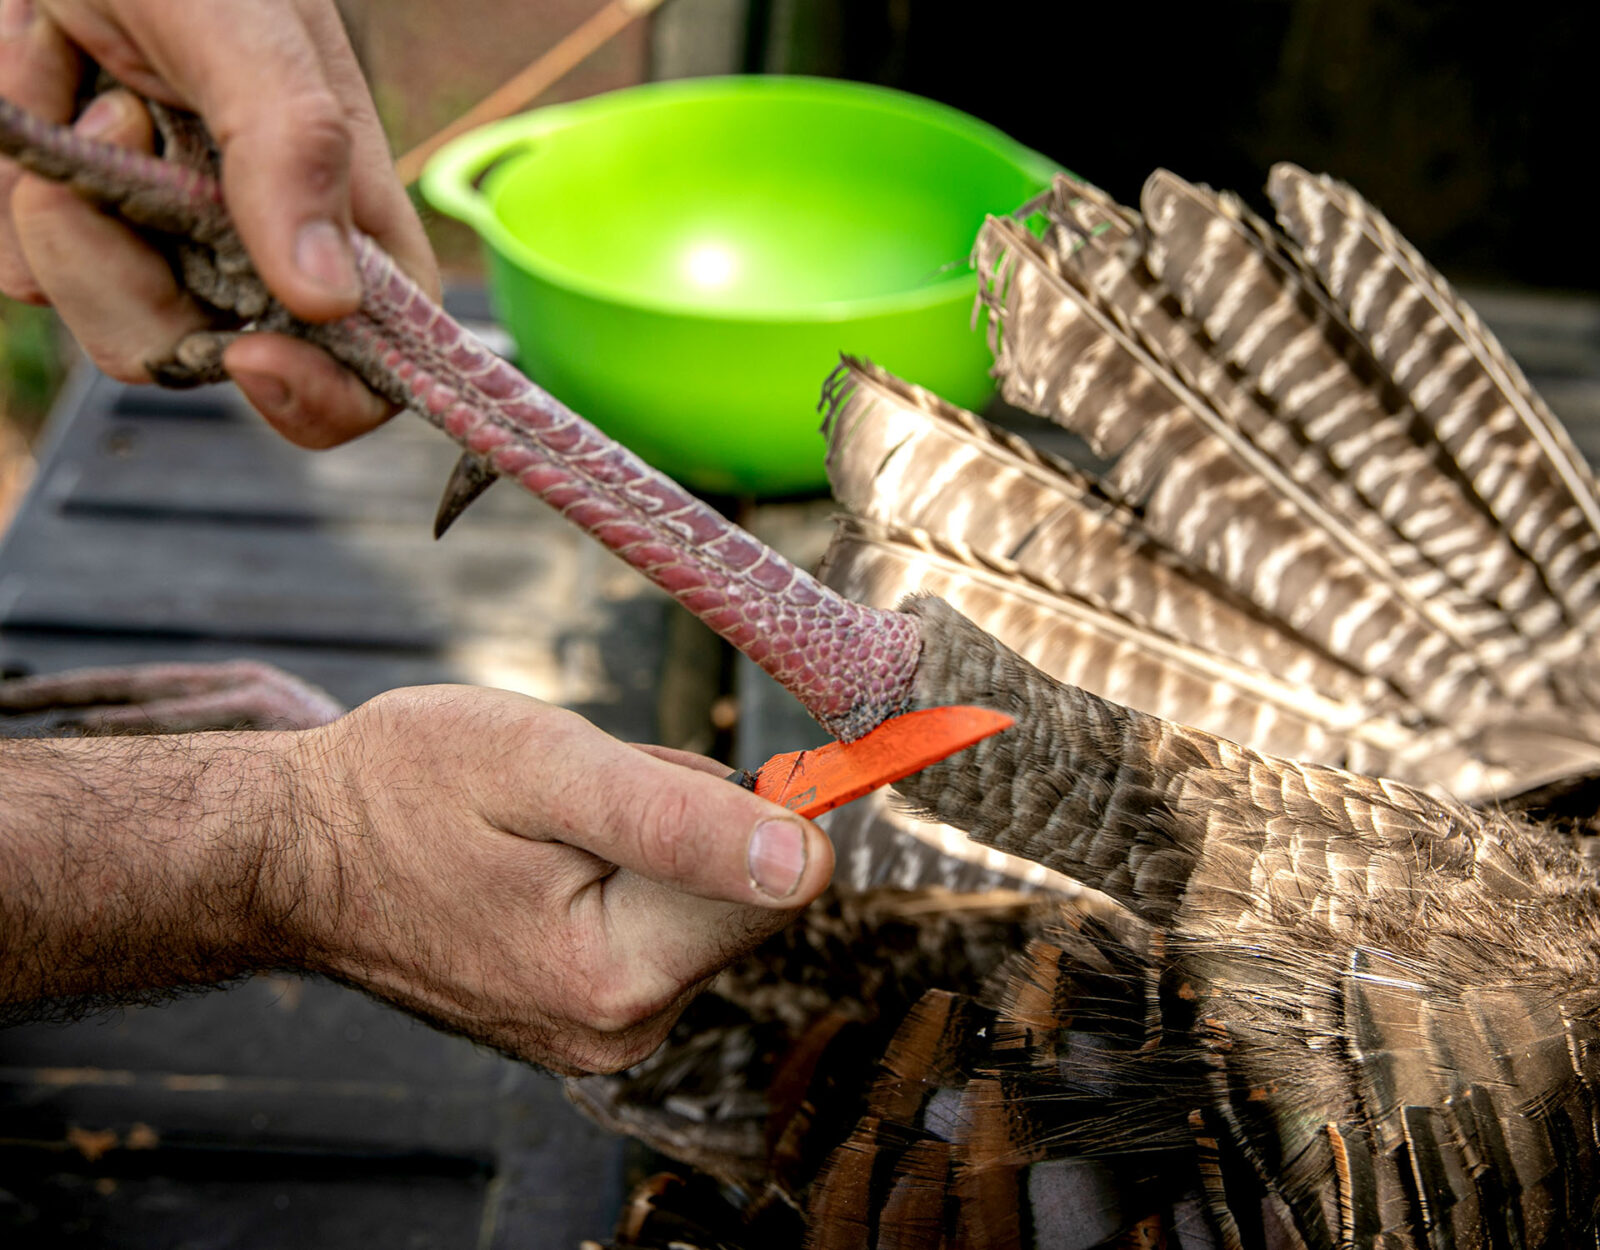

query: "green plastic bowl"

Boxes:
[421, 76, 1058, 494]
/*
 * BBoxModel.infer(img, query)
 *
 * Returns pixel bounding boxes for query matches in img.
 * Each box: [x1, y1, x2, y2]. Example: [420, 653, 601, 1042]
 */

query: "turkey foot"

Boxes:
[0, 660, 343, 734]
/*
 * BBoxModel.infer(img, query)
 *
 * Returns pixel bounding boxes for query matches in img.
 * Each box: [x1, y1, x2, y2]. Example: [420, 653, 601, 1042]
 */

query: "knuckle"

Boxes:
[217, 88, 353, 205]
[629, 788, 703, 886]
[575, 966, 676, 1038]
[107, 348, 168, 385]
[85, 49, 153, 93]
[0, 259, 45, 305]
[10, 169, 68, 222]
[353, 686, 419, 729]
[579, 988, 650, 1038]
[275, 95, 353, 198]
[0, 222, 41, 306]
[564, 1020, 673, 1076]
[605, 1025, 673, 1072]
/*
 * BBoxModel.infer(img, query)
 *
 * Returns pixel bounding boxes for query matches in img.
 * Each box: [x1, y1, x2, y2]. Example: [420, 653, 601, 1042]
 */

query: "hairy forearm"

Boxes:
[0, 685, 833, 1073]
[0, 732, 319, 1017]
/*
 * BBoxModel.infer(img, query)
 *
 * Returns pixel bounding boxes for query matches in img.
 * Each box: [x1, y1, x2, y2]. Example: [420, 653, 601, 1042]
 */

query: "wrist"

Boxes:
[266, 722, 371, 979]
[0, 731, 316, 1010]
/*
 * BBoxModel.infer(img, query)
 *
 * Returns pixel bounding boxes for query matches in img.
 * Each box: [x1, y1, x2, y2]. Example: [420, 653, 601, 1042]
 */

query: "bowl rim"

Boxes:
[420, 75, 1061, 324]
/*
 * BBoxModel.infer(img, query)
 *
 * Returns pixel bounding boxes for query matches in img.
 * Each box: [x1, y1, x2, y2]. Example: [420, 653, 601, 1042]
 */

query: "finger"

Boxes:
[218, 6, 429, 445]
[591, 873, 798, 1025]
[540, 971, 704, 1077]
[627, 742, 737, 777]
[555, 868, 790, 1047]
[0, 6, 82, 300]
[293, 0, 436, 297]
[52, 0, 364, 320]
[225, 333, 390, 448]
[570, 750, 833, 907]
[10, 90, 211, 381]
[480, 704, 834, 907]
[193, 15, 360, 321]
[49, 0, 433, 436]
[187, 1, 437, 314]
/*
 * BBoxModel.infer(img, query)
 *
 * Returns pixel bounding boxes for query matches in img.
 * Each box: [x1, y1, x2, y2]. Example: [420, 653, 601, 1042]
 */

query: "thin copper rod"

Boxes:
[393, 0, 667, 185]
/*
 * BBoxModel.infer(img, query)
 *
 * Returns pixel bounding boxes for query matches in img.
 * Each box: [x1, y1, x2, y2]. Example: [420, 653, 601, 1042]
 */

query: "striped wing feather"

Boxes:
[1267, 164, 1600, 644]
[1140, 172, 1571, 690]
[589, 168, 1600, 1250]
[819, 356, 1536, 797]
[973, 210, 1505, 727]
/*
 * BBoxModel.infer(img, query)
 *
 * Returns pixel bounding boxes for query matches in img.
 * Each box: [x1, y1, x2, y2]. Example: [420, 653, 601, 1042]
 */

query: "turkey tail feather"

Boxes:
[590, 162, 1600, 1250]
[1267, 163, 1600, 633]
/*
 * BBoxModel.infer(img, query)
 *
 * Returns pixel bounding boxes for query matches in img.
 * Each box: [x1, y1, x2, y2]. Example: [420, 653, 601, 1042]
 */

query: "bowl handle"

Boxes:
[418, 114, 556, 235]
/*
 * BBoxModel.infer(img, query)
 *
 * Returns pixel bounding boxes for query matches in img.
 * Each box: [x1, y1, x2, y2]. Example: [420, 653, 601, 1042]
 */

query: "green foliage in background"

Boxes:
[0, 302, 64, 440]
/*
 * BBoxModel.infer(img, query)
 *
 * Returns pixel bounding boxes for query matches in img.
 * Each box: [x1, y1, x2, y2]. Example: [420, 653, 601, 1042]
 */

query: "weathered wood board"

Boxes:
[0, 297, 683, 1248]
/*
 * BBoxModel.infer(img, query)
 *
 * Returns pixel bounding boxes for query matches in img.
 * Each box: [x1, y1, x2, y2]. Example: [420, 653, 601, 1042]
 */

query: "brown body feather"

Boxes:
[10, 86, 1597, 1250]
[576, 167, 1600, 1249]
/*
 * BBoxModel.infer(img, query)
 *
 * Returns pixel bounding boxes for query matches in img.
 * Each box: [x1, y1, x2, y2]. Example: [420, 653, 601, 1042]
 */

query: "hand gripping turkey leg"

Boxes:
[0, 96, 920, 743]
[0, 91, 1386, 932]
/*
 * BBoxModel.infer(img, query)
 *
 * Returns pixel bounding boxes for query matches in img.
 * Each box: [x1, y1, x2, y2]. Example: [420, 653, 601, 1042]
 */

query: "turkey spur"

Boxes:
[6, 92, 1600, 1247]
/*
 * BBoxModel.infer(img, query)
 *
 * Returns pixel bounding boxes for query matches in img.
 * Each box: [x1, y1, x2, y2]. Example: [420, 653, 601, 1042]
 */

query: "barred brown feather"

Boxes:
[974, 210, 1506, 727]
[1267, 165, 1600, 641]
[1140, 172, 1571, 688]
[584, 167, 1600, 1250]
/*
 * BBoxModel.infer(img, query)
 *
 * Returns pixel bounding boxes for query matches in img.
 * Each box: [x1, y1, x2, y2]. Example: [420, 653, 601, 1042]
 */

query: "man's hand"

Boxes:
[0, 0, 436, 447]
[291, 687, 834, 1074]
[0, 687, 834, 1075]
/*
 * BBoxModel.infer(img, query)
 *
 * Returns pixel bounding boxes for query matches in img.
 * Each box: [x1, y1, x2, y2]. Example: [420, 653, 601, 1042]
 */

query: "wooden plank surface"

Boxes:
[0, 295, 681, 1247]
[2, 283, 1596, 1248]
[0, 369, 675, 719]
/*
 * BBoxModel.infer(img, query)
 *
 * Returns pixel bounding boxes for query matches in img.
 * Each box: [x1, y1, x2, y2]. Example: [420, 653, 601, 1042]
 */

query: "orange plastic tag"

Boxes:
[751, 705, 1014, 818]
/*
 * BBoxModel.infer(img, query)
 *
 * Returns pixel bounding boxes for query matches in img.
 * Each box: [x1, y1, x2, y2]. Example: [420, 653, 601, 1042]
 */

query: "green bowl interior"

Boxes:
[474, 81, 1052, 316]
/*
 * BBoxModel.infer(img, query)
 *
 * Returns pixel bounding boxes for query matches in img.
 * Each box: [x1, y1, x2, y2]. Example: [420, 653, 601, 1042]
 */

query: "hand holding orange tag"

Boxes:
[733, 705, 1014, 819]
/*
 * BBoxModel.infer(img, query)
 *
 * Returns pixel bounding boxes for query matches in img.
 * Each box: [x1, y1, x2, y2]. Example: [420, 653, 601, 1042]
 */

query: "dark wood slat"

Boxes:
[1, 484, 667, 642]
[0, 301, 660, 1246]
[1, 1171, 491, 1250]
[0, 1074, 507, 1161]
[0, 626, 670, 746]
[0, 977, 509, 1086]
[2, 516, 561, 642]
[46, 393, 544, 525]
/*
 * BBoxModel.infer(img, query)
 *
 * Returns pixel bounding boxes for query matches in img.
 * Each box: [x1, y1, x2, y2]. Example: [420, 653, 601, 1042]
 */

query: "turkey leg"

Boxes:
[1, 96, 920, 743]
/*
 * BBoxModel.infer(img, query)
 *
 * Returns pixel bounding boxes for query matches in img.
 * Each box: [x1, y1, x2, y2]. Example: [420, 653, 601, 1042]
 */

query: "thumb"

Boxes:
[579, 750, 834, 908]
[507, 718, 836, 908]
[133, 4, 366, 319]
[211, 78, 361, 319]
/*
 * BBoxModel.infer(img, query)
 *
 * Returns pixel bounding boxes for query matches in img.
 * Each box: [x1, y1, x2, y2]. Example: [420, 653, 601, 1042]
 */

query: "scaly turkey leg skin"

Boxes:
[0, 97, 920, 742]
